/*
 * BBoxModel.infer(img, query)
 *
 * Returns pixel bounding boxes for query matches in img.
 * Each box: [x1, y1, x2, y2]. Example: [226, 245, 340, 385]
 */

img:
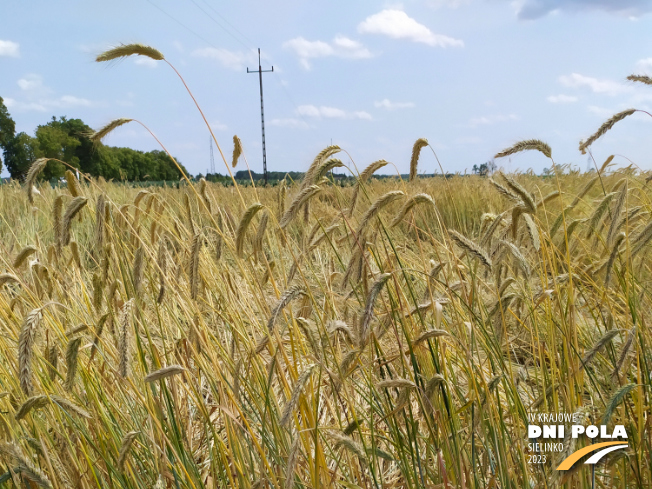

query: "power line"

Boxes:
[272, 70, 312, 128]
[187, 0, 254, 52]
[144, 0, 222, 50]
[146, 0, 309, 121]
[144, 0, 315, 172]
[178, 0, 313, 129]
[199, 0, 256, 48]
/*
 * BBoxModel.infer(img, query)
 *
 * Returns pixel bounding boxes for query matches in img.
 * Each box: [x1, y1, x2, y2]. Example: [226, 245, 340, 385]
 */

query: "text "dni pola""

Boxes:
[528, 424, 627, 439]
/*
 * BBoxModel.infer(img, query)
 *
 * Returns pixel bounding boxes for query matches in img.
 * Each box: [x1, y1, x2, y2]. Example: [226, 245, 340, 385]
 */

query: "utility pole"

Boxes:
[247, 48, 273, 185]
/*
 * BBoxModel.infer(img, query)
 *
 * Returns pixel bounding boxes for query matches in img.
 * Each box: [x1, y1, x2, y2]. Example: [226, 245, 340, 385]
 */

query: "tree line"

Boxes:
[0, 97, 187, 181]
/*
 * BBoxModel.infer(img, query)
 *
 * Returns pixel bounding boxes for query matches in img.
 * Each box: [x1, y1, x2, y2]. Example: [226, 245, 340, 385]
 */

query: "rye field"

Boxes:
[0, 45, 651, 488]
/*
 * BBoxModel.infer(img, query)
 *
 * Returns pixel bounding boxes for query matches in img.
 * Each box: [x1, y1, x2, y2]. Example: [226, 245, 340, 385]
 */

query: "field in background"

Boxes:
[0, 163, 650, 488]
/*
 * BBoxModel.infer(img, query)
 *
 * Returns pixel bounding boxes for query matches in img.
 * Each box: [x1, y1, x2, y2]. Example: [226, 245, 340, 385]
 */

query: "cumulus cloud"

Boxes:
[192, 47, 256, 71]
[559, 73, 631, 95]
[357, 9, 463, 47]
[5, 95, 96, 112]
[17, 74, 45, 92]
[587, 105, 618, 117]
[587, 105, 652, 119]
[514, 0, 652, 20]
[332, 36, 373, 57]
[14, 74, 50, 109]
[9, 74, 100, 111]
[52, 95, 94, 108]
[283, 36, 373, 69]
[3, 98, 46, 112]
[468, 113, 518, 127]
[374, 99, 415, 110]
[547, 94, 578, 103]
[269, 118, 309, 128]
[297, 105, 373, 120]
[0, 40, 20, 57]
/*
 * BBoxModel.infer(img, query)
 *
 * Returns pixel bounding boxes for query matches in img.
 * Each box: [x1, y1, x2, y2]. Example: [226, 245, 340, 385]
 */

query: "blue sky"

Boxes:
[1, 0, 652, 177]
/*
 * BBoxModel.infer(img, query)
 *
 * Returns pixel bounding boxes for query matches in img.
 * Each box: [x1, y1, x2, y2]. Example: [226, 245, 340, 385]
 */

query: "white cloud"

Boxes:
[283, 35, 373, 69]
[357, 9, 463, 47]
[587, 105, 615, 117]
[8, 95, 98, 111]
[374, 99, 415, 110]
[559, 73, 632, 95]
[9, 75, 100, 111]
[3, 97, 46, 112]
[0, 40, 20, 57]
[332, 36, 373, 58]
[285, 38, 331, 59]
[192, 47, 255, 71]
[317, 106, 348, 118]
[269, 118, 309, 128]
[17, 74, 44, 91]
[514, 0, 652, 20]
[468, 113, 518, 127]
[352, 111, 373, 120]
[297, 105, 373, 120]
[547, 94, 578, 104]
[297, 105, 321, 117]
[54, 95, 94, 108]
[586, 105, 652, 120]
[134, 57, 158, 68]
[636, 57, 652, 72]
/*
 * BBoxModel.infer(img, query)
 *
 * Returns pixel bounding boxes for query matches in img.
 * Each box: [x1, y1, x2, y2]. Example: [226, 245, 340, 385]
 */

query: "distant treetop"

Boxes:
[0, 98, 187, 181]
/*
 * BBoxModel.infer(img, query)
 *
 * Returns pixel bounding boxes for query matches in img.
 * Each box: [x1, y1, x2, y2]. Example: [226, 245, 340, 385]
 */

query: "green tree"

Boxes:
[0, 107, 188, 181]
[46, 117, 97, 175]
[472, 160, 496, 177]
[34, 119, 81, 179]
[0, 96, 17, 174]
[3, 132, 38, 180]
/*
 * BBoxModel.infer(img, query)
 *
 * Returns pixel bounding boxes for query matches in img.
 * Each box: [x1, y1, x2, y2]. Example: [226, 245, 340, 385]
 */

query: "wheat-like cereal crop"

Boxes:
[2, 57, 652, 489]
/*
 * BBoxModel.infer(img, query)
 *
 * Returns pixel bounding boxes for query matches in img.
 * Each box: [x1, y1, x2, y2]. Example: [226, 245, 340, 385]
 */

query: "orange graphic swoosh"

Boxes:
[557, 442, 627, 470]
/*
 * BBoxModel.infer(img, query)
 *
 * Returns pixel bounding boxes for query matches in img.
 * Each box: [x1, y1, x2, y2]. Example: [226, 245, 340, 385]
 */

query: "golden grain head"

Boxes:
[579, 109, 636, 153]
[26, 158, 48, 203]
[627, 74, 652, 85]
[96, 43, 164, 62]
[494, 139, 552, 159]
[409, 138, 429, 181]
[90, 118, 134, 142]
[232, 135, 243, 168]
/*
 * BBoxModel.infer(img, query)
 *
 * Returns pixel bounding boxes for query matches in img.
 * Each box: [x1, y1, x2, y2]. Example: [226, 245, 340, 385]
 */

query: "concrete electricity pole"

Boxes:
[247, 48, 273, 185]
